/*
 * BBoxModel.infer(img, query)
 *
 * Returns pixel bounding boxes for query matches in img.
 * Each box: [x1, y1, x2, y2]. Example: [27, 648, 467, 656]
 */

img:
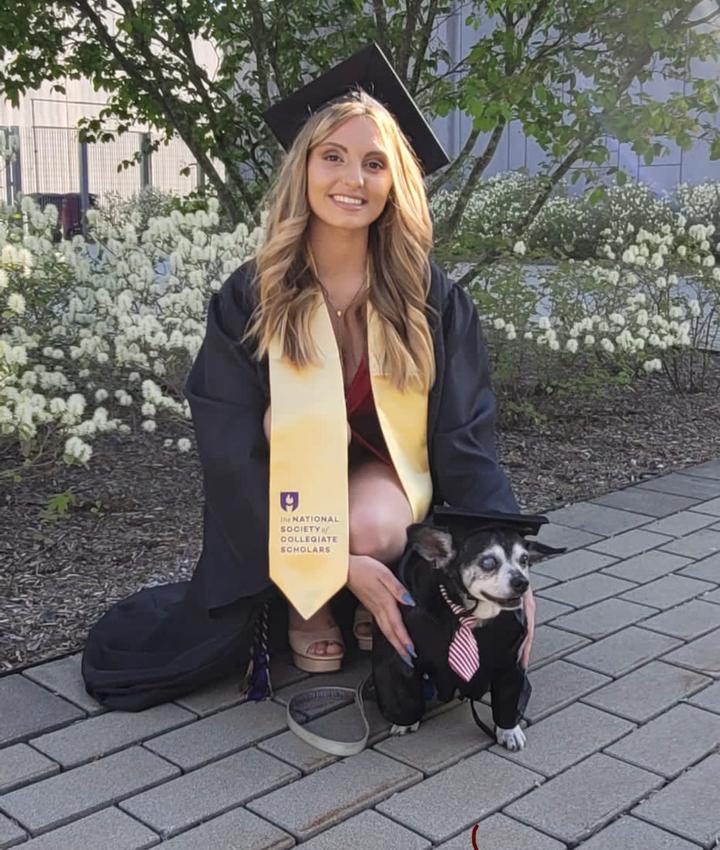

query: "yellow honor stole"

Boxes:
[268, 291, 433, 619]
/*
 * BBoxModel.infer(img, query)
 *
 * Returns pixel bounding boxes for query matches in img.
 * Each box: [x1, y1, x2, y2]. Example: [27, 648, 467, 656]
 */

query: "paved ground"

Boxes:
[1, 460, 720, 849]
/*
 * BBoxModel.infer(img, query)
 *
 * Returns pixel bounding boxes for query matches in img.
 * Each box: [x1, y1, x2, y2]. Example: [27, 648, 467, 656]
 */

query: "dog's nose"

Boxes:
[510, 574, 529, 594]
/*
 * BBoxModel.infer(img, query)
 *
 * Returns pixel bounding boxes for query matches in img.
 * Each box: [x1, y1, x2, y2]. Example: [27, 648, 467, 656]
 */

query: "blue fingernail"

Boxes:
[401, 654, 414, 668]
[402, 592, 416, 606]
[406, 643, 417, 658]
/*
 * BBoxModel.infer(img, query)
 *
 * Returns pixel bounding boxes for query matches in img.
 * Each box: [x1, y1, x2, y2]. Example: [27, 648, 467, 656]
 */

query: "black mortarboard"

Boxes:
[431, 505, 549, 538]
[261, 42, 450, 176]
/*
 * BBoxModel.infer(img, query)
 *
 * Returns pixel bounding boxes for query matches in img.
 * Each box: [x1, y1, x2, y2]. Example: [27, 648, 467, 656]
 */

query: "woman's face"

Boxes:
[306, 115, 393, 232]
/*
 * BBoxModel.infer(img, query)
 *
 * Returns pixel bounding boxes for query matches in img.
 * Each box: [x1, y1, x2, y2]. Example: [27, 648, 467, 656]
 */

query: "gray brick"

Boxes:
[566, 626, 682, 677]
[660, 528, 720, 559]
[14, 808, 159, 850]
[491, 702, 634, 777]
[31, 703, 193, 768]
[535, 597, 574, 625]
[606, 703, 720, 778]
[635, 472, 720, 499]
[691, 495, 720, 516]
[633, 752, 720, 847]
[601, 550, 692, 584]
[299, 810, 431, 850]
[0, 676, 83, 747]
[552, 599, 656, 639]
[174, 655, 308, 717]
[0, 746, 178, 836]
[677, 550, 720, 582]
[641, 599, 720, 640]
[641, 510, 718, 538]
[0, 813, 25, 850]
[505, 753, 662, 845]
[589, 529, 672, 559]
[583, 660, 711, 722]
[545, 503, 652, 535]
[375, 750, 541, 844]
[373, 703, 491, 775]
[256, 730, 337, 775]
[537, 573, 636, 608]
[689, 680, 720, 713]
[703, 587, 720, 604]
[533, 550, 617, 582]
[536, 523, 602, 551]
[155, 807, 294, 850]
[528, 572, 558, 592]
[577, 815, 699, 850]
[591, 487, 697, 517]
[524, 661, 610, 722]
[272, 656, 371, 719]
[683, 459, 720, 479]
[662, 627, 720, 676]
[248, 751, 420, 842]
[0, 744, 59, 795]
[637, 472, 720, 499]
[619, 574, 715, 610]
[528, 625, 590, 669]
[144, 700, 287, 770]
[120, 749, 298, 839]
[22, 655, 104, 716]
[436, 814, 564, 850]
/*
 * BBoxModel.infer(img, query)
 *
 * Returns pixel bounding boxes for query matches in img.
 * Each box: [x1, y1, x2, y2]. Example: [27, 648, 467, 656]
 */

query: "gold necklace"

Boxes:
[308, 251, 370, 317]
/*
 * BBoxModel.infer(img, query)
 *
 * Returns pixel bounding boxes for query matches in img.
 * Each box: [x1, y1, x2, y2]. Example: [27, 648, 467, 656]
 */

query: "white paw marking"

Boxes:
[390, 721, 420, 736]
[495, 724, 526, 751]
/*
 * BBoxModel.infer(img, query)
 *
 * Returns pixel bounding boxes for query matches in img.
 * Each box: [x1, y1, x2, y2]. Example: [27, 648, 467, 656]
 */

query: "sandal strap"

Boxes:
[288, 627, 345, 656]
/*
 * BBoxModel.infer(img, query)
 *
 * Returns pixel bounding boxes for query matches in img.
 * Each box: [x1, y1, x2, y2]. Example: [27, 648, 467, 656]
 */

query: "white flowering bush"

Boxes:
[0, 194, 263, 474]
[469, 208, 719, 410]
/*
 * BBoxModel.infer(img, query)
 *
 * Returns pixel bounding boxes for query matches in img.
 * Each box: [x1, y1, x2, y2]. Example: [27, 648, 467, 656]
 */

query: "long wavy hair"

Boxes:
[242, 88, 439, 393]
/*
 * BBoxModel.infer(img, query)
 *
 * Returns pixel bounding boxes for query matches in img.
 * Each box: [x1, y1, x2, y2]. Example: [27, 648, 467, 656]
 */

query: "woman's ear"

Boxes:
[406, 523, 455, 570]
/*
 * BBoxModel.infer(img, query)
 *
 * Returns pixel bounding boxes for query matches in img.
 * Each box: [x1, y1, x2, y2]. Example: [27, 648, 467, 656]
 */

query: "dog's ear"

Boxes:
[526, 540, 567, 563]
[407, 523, 455, 569]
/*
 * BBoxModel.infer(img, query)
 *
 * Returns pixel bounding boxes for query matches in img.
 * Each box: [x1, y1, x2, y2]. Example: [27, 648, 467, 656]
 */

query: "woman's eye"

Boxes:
[323, 154, 384, 169]
[480, 556, 497, 571]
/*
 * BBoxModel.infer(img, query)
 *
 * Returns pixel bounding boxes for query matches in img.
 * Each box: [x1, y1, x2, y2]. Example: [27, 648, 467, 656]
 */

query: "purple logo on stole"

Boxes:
[280, 491, 299, 511]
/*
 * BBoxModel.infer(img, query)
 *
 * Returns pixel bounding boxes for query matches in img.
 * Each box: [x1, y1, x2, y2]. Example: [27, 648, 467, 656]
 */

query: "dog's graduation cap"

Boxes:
[431, 505, 549, 538]
[261, 42, 450, 176]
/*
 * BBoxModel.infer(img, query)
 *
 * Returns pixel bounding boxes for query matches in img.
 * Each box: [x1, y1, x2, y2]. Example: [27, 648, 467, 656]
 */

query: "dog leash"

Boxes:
[285, 674, 372, 756]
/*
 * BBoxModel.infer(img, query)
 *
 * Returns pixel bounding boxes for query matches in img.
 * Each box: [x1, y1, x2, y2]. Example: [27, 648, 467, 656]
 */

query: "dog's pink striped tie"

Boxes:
[440, 585, 480, 682]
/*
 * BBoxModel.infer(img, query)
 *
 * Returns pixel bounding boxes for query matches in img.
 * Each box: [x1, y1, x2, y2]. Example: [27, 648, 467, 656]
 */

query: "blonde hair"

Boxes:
[242, 88, 438, 392]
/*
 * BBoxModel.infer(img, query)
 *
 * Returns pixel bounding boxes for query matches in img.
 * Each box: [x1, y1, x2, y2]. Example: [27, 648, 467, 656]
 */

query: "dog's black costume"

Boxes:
[372, 544, 531, 730]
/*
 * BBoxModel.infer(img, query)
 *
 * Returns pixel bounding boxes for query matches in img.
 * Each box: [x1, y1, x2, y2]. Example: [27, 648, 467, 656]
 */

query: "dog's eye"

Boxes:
[519, 553, 529, 566]
[480, 556, 497, 571]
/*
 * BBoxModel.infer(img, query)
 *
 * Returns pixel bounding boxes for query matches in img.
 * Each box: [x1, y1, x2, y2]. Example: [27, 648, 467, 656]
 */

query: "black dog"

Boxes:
[372, 507, 563, 750]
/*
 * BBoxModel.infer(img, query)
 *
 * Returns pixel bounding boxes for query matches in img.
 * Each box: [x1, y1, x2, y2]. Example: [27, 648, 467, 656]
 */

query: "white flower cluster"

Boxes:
[1, 194, 262, 466]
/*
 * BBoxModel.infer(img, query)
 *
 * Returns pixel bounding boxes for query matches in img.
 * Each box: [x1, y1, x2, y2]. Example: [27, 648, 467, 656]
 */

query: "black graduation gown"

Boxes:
[81, 257, 519, 710]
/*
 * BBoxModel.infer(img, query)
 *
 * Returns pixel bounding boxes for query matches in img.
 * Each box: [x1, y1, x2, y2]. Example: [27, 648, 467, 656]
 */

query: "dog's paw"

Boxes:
[390, 721, 420, 736]
[495, 724, 526, 751]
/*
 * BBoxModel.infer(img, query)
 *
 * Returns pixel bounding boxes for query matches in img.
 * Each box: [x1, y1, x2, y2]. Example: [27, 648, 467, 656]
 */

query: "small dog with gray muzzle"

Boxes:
[371, 506, 564, 750]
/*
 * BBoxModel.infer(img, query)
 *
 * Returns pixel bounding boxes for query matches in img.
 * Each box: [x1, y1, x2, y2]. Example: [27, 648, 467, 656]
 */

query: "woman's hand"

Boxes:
[347, 555, 415, 665]
[517, 586, 536, 670]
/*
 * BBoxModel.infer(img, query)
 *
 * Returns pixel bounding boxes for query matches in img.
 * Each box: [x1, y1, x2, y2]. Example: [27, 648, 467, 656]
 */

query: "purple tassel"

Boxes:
[240, 601, 273, 701]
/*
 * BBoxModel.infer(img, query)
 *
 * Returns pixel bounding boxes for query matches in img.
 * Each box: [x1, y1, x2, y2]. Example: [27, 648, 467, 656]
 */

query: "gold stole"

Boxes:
[268, 291, 432, 619]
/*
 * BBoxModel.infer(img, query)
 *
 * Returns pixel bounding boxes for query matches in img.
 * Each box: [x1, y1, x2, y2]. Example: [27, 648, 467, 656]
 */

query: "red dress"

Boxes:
[345, 353, 393, 468]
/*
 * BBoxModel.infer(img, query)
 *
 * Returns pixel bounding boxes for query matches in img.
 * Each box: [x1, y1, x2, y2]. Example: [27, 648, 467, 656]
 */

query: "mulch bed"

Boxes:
[2, 361, 718, 674]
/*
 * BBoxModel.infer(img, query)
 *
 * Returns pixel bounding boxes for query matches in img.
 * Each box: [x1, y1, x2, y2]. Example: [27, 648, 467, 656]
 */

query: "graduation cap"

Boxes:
[261, 42, 450, 176]
[431, 505, 549, 538]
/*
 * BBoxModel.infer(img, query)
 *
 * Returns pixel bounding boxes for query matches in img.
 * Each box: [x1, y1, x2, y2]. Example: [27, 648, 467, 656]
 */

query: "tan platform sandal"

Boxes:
[353, 605, 373, 651]
[288, 626, 345, 673]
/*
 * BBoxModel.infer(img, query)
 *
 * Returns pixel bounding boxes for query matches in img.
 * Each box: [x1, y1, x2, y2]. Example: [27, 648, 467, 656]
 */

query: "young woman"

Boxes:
[82, 52, 535, 710]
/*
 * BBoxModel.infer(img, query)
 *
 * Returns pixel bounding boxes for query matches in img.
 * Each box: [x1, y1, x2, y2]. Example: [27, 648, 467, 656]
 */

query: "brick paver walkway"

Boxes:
[2, 460, 720, 848]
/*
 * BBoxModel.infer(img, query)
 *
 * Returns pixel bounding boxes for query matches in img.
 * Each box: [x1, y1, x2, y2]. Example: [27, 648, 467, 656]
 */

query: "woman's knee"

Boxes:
[349, 504, 410, 564]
